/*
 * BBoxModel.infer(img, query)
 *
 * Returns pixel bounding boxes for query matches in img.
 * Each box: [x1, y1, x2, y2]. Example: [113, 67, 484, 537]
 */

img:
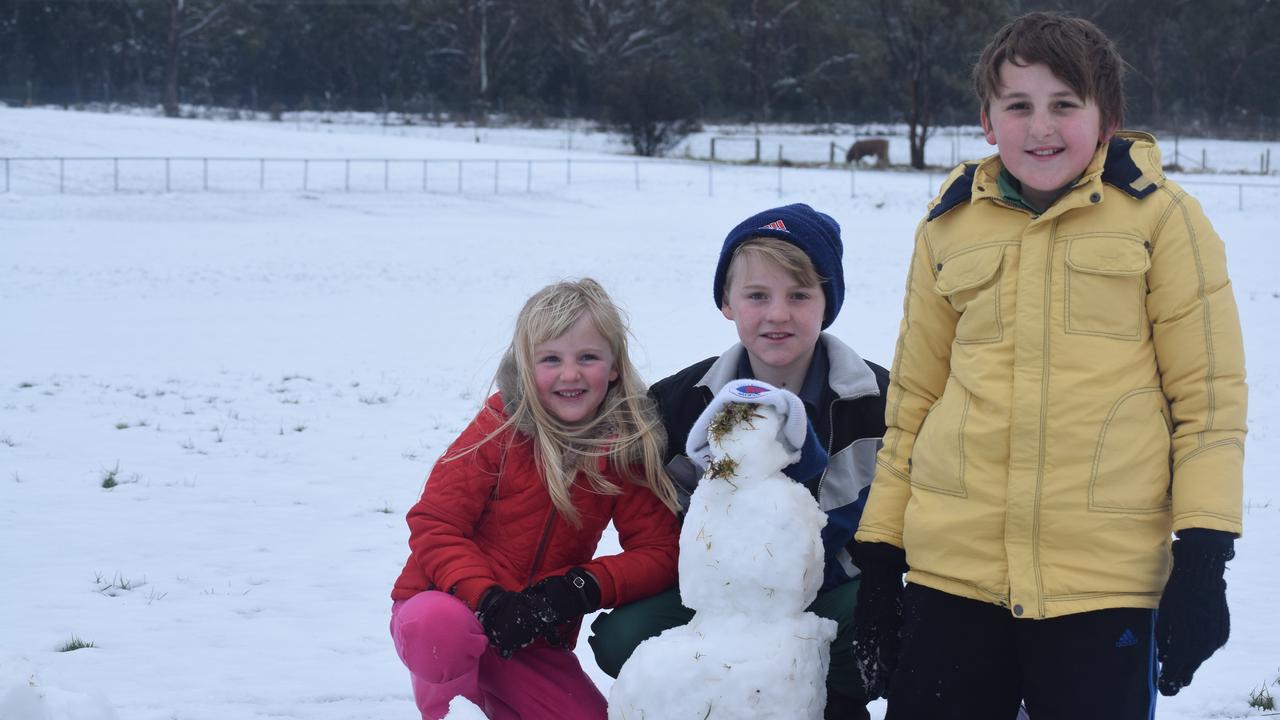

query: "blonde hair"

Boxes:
[721, 237, 825, 306]
[455, 278, 678, 526]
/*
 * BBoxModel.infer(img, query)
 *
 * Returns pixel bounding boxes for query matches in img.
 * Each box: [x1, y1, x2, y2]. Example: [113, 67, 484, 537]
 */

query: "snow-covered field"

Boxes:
[1, 106, 1277, 719]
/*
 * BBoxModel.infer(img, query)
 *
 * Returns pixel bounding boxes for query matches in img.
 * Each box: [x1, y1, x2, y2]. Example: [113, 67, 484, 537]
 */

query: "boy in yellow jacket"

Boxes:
[852, 11, 1246, 719]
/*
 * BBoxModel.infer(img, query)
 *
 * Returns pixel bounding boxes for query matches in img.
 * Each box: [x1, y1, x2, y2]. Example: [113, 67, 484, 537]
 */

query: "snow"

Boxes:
[1, 105, 1277, 719]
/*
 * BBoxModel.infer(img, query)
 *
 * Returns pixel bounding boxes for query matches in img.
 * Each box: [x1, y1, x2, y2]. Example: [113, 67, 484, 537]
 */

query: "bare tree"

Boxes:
[865, 0, 1004, 169]
[163, 0, 226, 117]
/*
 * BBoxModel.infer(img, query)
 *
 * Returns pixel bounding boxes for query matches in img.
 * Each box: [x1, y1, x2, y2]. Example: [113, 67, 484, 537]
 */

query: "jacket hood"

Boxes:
[495, 348, 536, 436]
[694, 333, 880, 401]
[928, 131, 1165, 222]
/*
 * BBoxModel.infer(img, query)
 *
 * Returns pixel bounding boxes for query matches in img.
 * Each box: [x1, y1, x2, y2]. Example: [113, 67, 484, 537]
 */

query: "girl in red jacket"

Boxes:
[390, 278, 681, 720]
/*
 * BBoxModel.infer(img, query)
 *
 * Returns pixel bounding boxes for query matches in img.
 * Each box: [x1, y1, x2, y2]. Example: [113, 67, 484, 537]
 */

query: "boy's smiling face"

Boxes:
[720, 252, 824, 388]
[981, 59, 1113, 210]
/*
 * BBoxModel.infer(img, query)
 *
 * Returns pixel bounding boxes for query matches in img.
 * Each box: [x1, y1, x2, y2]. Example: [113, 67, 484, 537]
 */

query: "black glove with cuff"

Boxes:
[476, 587, 541, 658]
[850, 541, 908, 700]
[523, 567, 602, 646]
[1156, 528, 1235, 696]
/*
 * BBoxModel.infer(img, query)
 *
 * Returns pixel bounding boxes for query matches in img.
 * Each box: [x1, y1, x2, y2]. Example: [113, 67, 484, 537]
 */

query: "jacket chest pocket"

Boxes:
[1064, 234, 1150, 340]
[934, 245, 1004, 344]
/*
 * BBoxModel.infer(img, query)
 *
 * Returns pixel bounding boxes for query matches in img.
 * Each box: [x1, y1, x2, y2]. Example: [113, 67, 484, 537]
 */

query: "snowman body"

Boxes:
[609, 402, 836, 719]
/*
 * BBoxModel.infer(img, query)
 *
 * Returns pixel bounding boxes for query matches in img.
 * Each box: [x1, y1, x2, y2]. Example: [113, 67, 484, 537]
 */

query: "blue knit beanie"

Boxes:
[713, 203, 845, 329]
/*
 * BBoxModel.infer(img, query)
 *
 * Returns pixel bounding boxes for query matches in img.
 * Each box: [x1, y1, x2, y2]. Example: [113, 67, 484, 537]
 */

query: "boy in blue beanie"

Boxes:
[589, 203, 890, 719]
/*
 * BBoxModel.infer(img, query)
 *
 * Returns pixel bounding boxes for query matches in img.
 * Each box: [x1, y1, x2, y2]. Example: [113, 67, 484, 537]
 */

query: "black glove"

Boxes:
[523, 567, 602, 646]
[850, 541, 908, 700]
[476, 587, 541, 658]
[1156, 528, 1235, 696]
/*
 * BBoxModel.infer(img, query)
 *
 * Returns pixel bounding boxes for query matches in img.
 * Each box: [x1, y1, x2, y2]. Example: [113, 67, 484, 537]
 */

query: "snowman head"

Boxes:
[709, 402, 793, 475]
[686, 380, 817, 479]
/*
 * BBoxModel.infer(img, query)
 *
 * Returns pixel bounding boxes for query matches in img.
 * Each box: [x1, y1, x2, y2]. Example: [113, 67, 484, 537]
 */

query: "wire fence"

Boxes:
[0, 155, 867, 199]
[3, 155, 1278, 210]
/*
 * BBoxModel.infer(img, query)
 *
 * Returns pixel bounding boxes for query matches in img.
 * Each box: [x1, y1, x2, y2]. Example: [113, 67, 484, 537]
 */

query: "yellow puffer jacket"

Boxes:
[855, 132, 1246, 619]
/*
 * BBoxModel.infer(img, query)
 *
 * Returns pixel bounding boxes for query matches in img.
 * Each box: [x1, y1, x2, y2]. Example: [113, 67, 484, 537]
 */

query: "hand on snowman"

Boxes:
[523, 567, 602, 647]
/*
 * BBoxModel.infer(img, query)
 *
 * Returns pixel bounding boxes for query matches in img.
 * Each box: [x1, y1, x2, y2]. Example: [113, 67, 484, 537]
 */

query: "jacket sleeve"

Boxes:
[582, 480, 680, 609]
[856, 219, 959, 547]
[404, 397, 506, 609]
[1147, 188, 1247, 535]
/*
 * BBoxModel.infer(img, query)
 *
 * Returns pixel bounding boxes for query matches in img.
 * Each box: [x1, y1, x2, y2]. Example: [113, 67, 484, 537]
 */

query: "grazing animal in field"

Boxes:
[845, 138, 889, 168]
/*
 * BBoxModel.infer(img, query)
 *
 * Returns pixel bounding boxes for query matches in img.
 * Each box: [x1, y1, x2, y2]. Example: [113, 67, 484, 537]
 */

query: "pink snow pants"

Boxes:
[390, 591, 607, 720]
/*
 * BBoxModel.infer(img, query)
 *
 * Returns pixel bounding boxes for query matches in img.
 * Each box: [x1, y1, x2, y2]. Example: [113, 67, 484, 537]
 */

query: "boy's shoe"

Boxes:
[824, 693, 870, 720]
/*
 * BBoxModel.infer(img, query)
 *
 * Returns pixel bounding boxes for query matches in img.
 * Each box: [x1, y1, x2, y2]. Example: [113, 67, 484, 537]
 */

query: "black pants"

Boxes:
[886, 584, 1156, 720]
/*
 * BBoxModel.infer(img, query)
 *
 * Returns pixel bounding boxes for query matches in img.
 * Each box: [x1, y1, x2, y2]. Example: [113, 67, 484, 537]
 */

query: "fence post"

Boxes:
[850, 166, 856, 198]
[345, 160, 350, 192]
[260, 159, 265, 191]
[303, 159, 309, 191]
[777, 146, 783, 198]
[566, 158, 572, 185]
[423, 160, 429, 192]
[634, 161, 640, 191]
[527, 160, 532, 192]
[1201, 148, 1207, 170]
[494, 160, 499, 193]
[754, 138, 760, 163]
[711, 137, 717, 161]
[829, 142, 836, 166]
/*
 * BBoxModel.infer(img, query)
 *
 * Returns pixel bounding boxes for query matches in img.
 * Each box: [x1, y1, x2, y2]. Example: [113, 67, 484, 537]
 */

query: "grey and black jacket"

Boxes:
[649, 333, 889, 591]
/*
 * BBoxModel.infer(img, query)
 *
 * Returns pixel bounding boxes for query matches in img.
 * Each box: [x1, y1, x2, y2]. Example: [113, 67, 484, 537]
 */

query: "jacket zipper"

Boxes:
[525, 508, 557, 587]
[814, 390, 878, 500]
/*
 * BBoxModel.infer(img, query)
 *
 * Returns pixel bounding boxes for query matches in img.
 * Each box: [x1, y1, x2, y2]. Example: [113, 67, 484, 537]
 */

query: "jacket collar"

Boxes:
[694, 333, 879, 401]
[927, 131, 1165, 222]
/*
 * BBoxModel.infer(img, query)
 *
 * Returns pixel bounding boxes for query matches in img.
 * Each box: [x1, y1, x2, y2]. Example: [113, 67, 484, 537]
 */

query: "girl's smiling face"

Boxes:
[982, 59, 1113, 211]
[531, 314, 618, 424]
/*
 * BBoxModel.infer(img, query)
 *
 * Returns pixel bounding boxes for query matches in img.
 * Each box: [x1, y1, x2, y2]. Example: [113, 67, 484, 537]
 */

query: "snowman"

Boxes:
[608, 380, 836, 719]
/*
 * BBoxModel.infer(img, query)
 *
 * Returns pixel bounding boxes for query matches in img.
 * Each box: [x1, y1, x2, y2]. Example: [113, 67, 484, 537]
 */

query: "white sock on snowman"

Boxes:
[608, 380, 836, 720]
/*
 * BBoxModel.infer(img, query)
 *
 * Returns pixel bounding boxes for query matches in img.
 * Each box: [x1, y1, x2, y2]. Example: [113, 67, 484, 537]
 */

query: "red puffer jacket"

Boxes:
[392, 394, 680, 647]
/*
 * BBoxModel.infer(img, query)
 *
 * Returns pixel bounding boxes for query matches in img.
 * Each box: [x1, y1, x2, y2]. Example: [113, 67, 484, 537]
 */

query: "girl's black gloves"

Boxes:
[525, 567, 602, 647]
[476, 568, 602, 656]
[1156, 528, 1235, 696]
[850, 541, 908, 700]
[476, 588, 542, 658]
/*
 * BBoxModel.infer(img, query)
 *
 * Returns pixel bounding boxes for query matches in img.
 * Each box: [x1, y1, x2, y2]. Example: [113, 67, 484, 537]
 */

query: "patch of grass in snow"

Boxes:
[16, 381, 34, 389]
[293, 422, 308, 432]
[57, 636, 96, 652]
[1248, 681, 1275, 710]
[94, 571, 146, 595]
[114, 421, 131, 430]
[0, 434, 16, 447]
[101, 463, 120, 488]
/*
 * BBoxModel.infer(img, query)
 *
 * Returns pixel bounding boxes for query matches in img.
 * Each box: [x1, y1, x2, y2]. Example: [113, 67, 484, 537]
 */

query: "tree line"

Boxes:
[3, 0, 1278, 163]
